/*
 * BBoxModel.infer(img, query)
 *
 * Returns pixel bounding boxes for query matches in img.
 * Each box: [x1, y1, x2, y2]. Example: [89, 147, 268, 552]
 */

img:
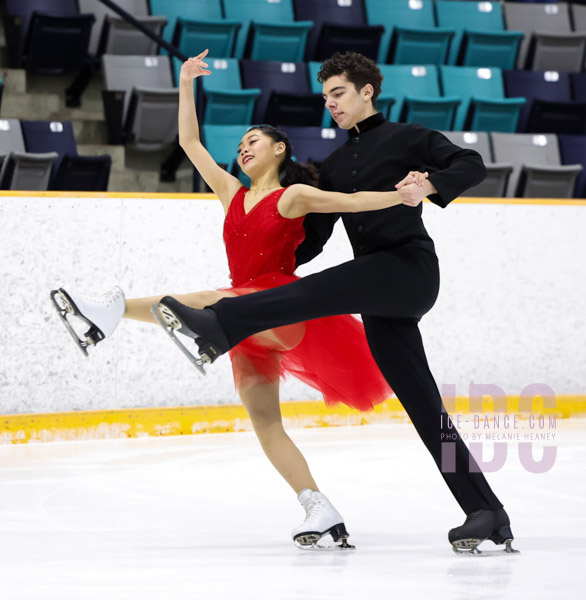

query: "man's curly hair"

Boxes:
[317, 52, 383, 108]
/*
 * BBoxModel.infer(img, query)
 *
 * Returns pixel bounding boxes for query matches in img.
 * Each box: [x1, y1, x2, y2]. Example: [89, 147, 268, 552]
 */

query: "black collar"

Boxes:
[348, 112, 386, 137]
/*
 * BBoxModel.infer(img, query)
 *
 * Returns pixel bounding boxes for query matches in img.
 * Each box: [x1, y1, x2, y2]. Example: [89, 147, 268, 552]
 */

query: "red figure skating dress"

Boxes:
[222, 186, 392, 410]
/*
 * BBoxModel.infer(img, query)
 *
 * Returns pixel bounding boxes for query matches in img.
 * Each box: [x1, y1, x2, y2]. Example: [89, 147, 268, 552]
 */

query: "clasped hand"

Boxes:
[395, 171, 437, 207]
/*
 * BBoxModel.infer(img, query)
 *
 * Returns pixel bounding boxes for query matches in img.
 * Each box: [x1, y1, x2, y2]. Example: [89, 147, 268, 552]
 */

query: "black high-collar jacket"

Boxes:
[295, 113, 487, 265]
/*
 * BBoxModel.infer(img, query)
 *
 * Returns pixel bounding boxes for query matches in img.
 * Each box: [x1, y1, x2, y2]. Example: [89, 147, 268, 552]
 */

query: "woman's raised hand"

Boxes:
[180, 49, 212, 82]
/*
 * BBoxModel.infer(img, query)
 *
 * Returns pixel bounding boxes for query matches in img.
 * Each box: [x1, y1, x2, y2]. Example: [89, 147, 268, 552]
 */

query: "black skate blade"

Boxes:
[50, 289, 97, 357]
[151, 303, 207, 376]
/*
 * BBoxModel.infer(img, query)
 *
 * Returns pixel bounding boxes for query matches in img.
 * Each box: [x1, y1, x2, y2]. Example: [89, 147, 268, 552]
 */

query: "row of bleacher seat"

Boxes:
[203, 125, 586, 198]
[99, 55, 586, 150]
[4, 1, 586, 74]
[0, 119, 111, 191]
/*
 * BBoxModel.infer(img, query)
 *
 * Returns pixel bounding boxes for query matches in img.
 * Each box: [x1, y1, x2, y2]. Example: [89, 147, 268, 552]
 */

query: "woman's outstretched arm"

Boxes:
[179, 49, 242, 211]
[278, 171, 429, 218]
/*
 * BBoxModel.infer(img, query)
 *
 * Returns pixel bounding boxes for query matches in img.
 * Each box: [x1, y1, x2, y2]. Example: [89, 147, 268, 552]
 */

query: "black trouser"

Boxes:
[213, 247, 503, 514]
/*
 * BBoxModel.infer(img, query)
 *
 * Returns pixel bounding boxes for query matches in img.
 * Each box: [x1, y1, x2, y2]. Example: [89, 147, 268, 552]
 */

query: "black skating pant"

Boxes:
[213, 246, 503, 515]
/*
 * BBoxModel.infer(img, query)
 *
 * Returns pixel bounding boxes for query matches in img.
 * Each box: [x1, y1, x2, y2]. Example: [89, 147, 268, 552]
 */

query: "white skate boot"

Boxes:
[50, 286, 125, 356]
[291, 489, 354, 550]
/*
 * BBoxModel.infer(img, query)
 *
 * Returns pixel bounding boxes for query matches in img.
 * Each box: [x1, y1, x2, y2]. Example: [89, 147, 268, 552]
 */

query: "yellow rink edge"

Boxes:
[1, 395, 585, 444]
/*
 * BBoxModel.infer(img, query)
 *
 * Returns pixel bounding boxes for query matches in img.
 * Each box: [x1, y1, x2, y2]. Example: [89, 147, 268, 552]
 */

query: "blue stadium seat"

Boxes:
[558, 135, 586, 197]
[20, 120, 111, 190]
[503, 70, 586, 134]
[293, 0, 384, 61]
[223, 0, 313, 61]
[278, 126, 345, 166]
[435, 1, 523, 69]
[571, 73, 586, 103]
[379, 65, 460, 130]
[440, 66, 525, 132]
[241, 61, 323, 126]
[23, 13, 95, 73]
[4, 0, 94, 72]
[364, 0, 454, 65]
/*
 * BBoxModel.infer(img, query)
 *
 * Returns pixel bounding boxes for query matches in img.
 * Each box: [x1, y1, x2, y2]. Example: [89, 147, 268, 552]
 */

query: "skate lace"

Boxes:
[305, 494, 326, 519]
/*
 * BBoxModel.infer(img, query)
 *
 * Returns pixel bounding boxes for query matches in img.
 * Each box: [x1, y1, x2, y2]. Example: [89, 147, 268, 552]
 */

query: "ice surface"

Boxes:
[1, 421, 585, 600]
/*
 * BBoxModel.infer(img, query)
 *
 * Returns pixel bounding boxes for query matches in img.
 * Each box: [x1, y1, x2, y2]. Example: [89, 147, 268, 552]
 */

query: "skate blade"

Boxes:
[151, 303, 208, 376]
[50, 289, 103, 357]
[294, 532, 355, 552]
[452, 538, 520, 556]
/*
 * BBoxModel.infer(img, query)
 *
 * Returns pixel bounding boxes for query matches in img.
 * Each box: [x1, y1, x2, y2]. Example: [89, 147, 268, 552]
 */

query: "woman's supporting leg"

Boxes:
[235, 360, 318, 494]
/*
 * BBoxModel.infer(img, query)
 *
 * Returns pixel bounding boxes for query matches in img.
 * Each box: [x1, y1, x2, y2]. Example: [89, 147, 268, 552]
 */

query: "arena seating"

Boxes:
[491, 132, 582, 197]
[440, 130, 513, 197]
[440, 66, 526, 132]
[3, 0, 586, 196]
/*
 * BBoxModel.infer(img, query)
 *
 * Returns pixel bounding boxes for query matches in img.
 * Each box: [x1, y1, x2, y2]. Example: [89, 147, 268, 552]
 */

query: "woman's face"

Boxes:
[236, 130, 285, 176]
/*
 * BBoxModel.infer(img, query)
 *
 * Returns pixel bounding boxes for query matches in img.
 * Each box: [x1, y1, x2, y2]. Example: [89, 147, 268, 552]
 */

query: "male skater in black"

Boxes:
[160, 52, 516, 554]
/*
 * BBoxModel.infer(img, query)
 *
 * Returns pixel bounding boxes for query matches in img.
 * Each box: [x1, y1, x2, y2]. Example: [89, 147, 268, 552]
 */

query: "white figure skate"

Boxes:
[50, 286, 125, 356]
[292, 489, 354, 551]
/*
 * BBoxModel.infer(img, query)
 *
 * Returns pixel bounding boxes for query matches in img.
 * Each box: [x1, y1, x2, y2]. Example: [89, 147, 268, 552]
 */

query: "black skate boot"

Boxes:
[448, 509, 494, 554]
[488, 508, 519, 554]
[152, 297, 231, 374]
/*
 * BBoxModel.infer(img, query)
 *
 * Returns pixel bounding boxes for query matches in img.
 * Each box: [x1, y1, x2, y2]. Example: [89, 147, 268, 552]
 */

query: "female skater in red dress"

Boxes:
[52, 50, 427, 550]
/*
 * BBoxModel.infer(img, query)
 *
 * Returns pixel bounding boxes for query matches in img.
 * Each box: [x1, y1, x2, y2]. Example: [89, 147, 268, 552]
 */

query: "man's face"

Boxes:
[321, 74, 373, 130]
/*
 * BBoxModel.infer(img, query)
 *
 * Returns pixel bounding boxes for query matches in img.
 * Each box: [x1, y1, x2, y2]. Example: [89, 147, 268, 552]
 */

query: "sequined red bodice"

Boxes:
[223, 186, 305, 287]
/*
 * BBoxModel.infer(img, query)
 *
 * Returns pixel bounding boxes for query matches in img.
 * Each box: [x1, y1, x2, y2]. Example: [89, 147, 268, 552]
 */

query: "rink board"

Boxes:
[2, 394, 585, 444]
[1, 192, 585, 442]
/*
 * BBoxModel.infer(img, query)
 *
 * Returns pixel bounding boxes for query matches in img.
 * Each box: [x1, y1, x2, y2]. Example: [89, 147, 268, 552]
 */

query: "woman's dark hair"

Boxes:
[317, 51, 383, 108]
[246, 125, 319, 187]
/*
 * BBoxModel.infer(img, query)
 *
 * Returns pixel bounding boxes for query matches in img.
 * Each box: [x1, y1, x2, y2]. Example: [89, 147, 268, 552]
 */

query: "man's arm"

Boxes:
[398, 125, 488, 209]
[294, 162, 340, 267]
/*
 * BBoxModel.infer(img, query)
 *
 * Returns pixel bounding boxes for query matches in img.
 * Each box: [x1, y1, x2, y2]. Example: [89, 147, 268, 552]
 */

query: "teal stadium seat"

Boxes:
[150, 0, 241, 59]
[363, 0, 454, 65]
[379, 65, 460, 130]
[435, 1, 523, 69]
[308, 61, 332, 128]
[200, 58, 261, 125]
[440, 66, 525, 132]
[202, 124, 251, 186]
[223, 0, 313, 61]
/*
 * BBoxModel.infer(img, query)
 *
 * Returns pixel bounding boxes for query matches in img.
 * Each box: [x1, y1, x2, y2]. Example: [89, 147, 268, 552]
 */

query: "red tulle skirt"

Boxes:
[222, 272, 392, 411]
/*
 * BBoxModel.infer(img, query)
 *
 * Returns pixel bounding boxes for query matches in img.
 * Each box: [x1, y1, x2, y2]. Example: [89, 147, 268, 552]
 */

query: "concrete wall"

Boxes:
[1, 195, 584, 415]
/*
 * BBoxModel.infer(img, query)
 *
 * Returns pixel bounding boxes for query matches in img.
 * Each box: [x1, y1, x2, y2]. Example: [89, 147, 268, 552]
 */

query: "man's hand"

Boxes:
[395, 171, 437, 207]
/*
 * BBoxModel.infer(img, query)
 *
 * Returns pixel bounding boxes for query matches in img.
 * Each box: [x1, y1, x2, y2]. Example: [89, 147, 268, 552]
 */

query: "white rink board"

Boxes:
[0, 195, 584, 415]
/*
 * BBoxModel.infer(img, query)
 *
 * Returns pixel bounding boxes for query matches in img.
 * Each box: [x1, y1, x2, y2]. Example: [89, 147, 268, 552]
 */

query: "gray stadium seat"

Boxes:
[440, 130, 513, 198]
[98, 15, 167, 56]
[574, 4, 586, 30]
[102, 55, 178, 149]
[503, 2, 586, 72]
[78, 0, 150, 55]
[0, 151, 59, 190]
[491, 133, 582, 198]
[0, 119, 26, 159]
